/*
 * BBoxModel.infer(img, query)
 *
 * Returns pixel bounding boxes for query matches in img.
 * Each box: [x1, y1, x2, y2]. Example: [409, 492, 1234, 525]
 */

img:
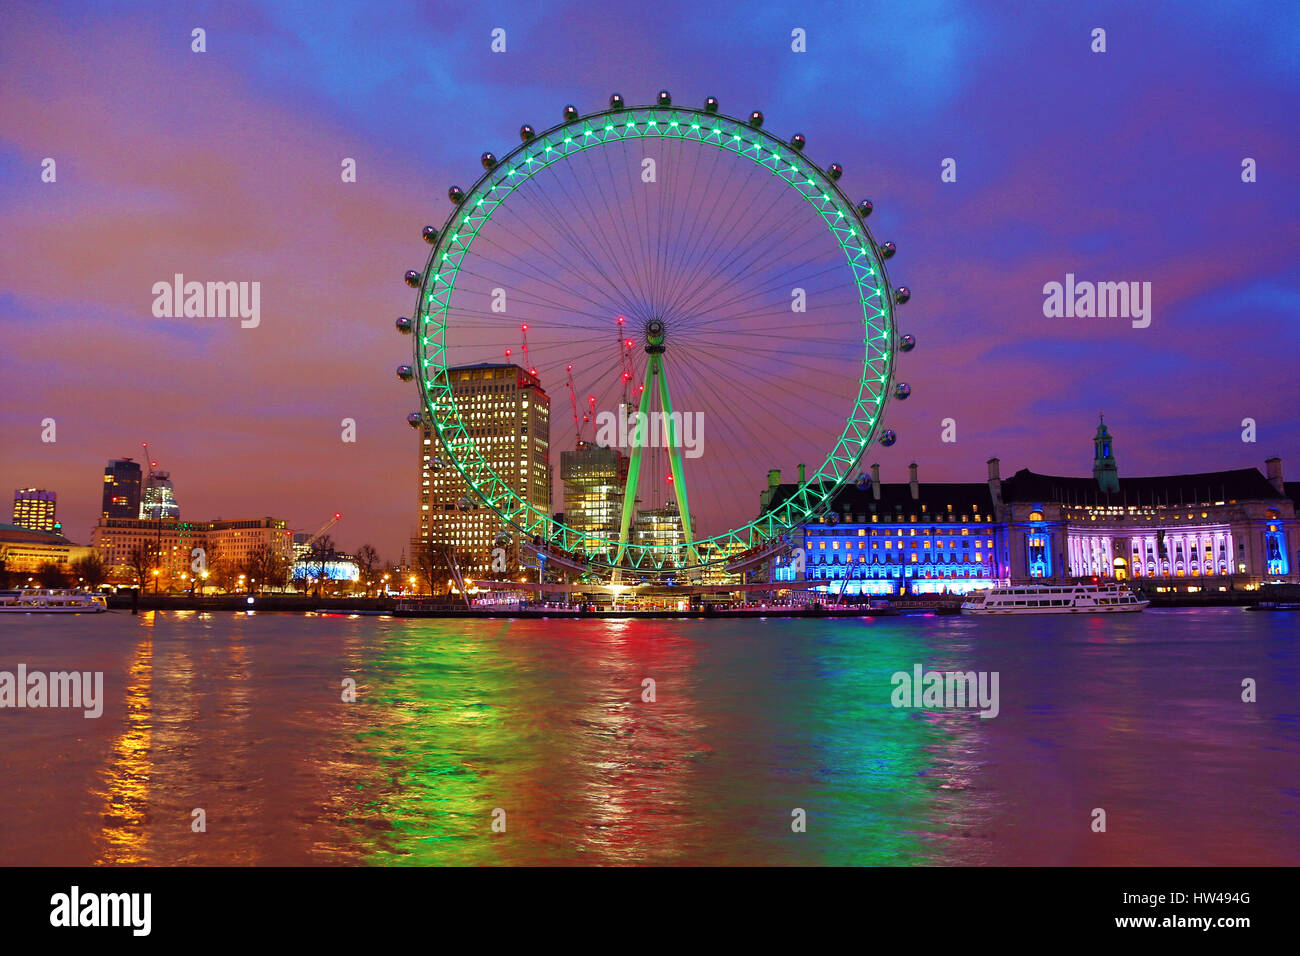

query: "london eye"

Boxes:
[396, 91, 914, 577]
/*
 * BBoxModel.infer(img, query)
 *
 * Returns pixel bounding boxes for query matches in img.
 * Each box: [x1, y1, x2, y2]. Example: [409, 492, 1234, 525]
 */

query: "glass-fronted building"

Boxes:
[102, 458, 142, 519]
[560, 440, 628, 560]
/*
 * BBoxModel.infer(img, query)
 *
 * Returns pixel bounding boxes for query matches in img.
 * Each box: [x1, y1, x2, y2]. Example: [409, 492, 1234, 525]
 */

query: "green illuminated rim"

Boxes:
[413, 104, 897, 572]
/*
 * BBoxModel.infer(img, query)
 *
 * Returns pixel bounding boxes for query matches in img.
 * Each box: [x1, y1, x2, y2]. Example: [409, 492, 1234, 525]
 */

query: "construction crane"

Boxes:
[301, 513, 342, 550]
[140, 442, 156, 485]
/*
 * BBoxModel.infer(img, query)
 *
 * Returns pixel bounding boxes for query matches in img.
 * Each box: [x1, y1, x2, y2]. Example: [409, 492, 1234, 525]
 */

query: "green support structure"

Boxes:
[653, 355, 700, 568]
[613, 321, 699, 574]
[613, 361, 655, 571]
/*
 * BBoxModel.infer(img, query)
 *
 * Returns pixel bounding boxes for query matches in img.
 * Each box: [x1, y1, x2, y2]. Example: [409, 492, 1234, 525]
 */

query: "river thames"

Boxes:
[1, 608, 1296, 866]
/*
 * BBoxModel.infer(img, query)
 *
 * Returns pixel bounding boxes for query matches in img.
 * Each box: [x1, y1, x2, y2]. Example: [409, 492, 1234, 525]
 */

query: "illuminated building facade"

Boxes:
[417, 363, 551, 578]
[140, 470, 180, 520]
[764, 463, 1005, 596]
[206, 518, 295, 572]
[695, 538, 746, 586]
[91, 516, 293, 582]
[91, 517, 204, 579]
[12, 489, 57, 533]
[995, 454, 1298, 590]
[292, 551, 361, 584]
[102, 458, 142, 518]
[632, 505, 696, 571]
[560, 440, 628, 560]
[763, 420, 1297, 595]
[0, 523, 92, 574]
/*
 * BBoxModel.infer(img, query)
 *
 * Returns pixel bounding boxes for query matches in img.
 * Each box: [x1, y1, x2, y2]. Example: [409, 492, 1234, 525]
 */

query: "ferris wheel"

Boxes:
[396, 91, 914, 575]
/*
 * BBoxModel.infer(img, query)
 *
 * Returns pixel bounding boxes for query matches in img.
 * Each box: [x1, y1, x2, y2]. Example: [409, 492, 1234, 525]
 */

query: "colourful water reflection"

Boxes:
[0, 608, 1295, 865]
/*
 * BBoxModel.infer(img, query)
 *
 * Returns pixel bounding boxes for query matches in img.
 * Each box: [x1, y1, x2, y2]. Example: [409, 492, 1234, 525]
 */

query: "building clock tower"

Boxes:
[1093, 414, 1120, 493]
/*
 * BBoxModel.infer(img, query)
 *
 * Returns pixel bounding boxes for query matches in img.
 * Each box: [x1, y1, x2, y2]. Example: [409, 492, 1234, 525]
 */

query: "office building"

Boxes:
[11, 489, 57, 533]
[560, 440, 628, 561]
[417, 363, 551, 579]
[102, 459, 143, 519]
[140, 470, 180, 520]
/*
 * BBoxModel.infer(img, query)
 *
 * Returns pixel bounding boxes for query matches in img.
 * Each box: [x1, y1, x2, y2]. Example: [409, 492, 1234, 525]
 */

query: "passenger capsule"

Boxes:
[456, 497, 474, 512]
[879, 429, 898, 447]
[403, 270, 421, 288]
[407, 412, 423, 428]
[748, 110, 764, 128]
[422, 225, 438, 244]
[899, 334, 916, 352]
[396, 365, 414, 382]
[520, 124, 536, 142]
[480, 151, 497, 170]
[395, 316, 412, 335]
[704, 96, 719, 113]
[894, 382, 911, 400]
[448, 185, 464, 203]
[880, 241, 897, 259]
[563, 104, 579, 122]
[856, 199, 874, 218]
[895, 286, 911, 304]
[790, 133, 806, 151]
[657, 89, 672, 107]
[828, 163, 843, 181]
[855, 473, 873, 491]
[609, 93, 625, 110]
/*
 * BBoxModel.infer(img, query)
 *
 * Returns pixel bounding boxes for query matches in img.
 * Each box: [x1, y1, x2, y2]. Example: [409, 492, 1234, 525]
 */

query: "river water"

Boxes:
[1, 608, 1296, 866]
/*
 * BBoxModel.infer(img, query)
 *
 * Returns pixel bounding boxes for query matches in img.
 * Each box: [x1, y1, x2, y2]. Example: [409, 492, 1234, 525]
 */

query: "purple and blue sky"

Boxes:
[2, 0, 1297, 559]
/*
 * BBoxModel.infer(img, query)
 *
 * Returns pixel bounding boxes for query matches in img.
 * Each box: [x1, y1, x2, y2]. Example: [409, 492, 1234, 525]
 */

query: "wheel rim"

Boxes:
[412, 103, 899, 572]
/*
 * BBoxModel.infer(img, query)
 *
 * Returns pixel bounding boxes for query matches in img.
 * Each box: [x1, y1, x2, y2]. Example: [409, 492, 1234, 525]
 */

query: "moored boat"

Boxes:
[961, 583, 1148, 615]
[0, 588, 109, 613]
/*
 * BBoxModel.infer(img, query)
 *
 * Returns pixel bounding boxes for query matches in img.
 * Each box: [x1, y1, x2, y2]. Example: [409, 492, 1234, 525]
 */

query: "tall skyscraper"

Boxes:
[141, 470, 180, 520]
[560, 441, 628, 560]
[12, 488, 57, 532]
[102, 459, 143, 518]
[417, 363, 551, 579]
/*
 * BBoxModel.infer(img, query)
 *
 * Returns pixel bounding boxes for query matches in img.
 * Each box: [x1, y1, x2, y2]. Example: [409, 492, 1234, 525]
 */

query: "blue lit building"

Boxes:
[759, 419, 1298, 595]
[761, 462, 1006, 596]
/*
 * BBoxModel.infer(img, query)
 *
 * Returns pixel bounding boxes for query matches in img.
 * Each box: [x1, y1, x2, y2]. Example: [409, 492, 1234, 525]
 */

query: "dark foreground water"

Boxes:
[1, 609, 1296, 866]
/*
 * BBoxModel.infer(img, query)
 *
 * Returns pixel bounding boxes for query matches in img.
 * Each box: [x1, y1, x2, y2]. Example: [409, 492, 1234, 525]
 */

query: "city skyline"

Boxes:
[1, 0, 1298, 890]
[6, 414, 1294, 567]
[3, 1, 1299, 560]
